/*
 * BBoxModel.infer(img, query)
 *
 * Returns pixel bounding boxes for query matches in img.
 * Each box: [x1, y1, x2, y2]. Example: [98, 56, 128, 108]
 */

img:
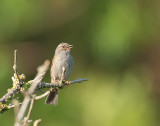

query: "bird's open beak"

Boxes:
[69, 45, 73, 49]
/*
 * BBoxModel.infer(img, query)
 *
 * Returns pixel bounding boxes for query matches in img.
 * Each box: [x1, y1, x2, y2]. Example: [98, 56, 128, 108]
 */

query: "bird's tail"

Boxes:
[45, 89, 58, 105]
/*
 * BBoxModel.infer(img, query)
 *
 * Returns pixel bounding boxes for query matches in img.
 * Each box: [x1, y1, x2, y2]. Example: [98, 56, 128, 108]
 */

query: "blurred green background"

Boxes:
[0, 0, 160, 126]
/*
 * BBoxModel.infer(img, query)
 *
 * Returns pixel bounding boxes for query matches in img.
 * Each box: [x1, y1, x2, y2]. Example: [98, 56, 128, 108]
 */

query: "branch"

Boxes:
[15, 60, 50, 126]
[13, 50, 21, 84]
[35, 91, 50, 100]
[22, 95, 35, 126]
[26, 96, 35, 121]
[69, 78, 88, 84]
[0, 87, 20, 104]
[0, 50, 26, 104]
[37, 78, 88, 89]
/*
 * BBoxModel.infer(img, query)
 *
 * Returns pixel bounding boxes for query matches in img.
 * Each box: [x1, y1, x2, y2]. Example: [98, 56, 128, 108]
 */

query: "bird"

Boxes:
[45, 42, 74, 105]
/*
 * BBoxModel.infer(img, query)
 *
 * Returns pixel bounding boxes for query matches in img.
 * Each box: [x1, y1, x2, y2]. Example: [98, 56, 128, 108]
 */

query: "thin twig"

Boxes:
[26, 95, 35, 121]
[35, 91, 50, 100]
[13, 50, 21, 84]
[23, 95, 35, 126]
[69, 78, 88, 84]
[10, 92, 50, 108]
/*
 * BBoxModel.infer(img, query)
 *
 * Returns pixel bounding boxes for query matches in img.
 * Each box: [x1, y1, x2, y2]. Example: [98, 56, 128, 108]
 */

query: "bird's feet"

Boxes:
[65, 81, 70, 87]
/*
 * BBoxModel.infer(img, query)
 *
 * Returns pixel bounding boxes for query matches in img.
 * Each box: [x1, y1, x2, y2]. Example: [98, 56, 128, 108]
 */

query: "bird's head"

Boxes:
[55, 42, 73, 54]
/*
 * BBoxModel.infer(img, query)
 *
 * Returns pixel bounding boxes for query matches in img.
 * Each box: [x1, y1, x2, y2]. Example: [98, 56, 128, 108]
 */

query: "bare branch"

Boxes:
[15, 60, 50, 126]
[9, 92, 50, 109]
[23, 95, 35, 126]
[37, 78, 88, 89]
[26, 96, 35, 121]
[13, 50, 21, 84]
[69, 78, 88, 84]
[35, 91, 50, 100]
[0, 88, 19, 103]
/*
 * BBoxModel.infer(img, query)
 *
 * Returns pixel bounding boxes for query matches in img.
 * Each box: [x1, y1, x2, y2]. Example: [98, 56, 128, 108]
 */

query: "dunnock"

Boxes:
[45, 43, 74, 105]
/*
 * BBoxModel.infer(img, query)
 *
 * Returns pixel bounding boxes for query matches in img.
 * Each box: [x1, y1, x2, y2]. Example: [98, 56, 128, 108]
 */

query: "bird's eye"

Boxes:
[63, 46, 65, 48]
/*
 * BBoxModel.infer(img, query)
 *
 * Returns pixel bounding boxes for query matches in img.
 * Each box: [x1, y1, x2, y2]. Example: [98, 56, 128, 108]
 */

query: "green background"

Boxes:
[0, 0, 160, 126]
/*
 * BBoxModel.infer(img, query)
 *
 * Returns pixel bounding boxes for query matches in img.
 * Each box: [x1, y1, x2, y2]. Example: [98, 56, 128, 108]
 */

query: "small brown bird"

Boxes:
[45, 43, 74, 105]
